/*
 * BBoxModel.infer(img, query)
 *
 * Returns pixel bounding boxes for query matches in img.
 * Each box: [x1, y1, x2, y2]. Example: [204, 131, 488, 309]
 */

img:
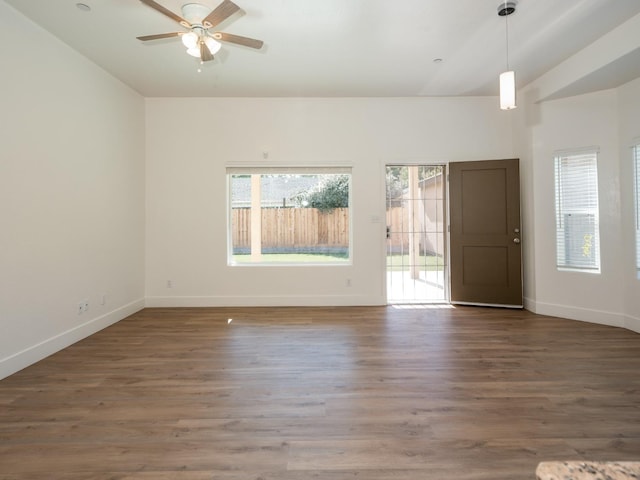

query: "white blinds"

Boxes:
[554, 150, 600, 272]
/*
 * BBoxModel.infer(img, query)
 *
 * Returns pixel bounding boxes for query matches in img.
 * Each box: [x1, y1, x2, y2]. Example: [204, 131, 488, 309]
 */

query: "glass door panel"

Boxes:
[386, 165, 447, 303]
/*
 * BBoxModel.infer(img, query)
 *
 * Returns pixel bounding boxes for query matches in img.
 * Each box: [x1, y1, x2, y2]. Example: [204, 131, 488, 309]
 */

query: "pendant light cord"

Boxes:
[505, 1, 510, 71]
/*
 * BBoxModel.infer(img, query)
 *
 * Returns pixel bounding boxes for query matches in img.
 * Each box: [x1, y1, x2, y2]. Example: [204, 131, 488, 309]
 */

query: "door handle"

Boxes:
[513, 238, 521, 244]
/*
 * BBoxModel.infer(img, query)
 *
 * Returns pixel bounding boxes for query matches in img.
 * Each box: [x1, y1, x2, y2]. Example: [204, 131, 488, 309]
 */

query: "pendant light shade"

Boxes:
[500, 70, 516, 110]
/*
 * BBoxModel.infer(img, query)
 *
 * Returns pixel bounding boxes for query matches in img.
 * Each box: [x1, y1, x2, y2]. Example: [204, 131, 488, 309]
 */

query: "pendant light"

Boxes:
[498, 1, 517, 110]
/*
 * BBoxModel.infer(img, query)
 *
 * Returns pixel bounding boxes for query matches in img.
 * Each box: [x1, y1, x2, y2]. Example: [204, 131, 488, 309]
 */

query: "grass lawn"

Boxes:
[232, 253, 349, 263]
[386, 254, 445, 271]
[232, 252, 444, 270]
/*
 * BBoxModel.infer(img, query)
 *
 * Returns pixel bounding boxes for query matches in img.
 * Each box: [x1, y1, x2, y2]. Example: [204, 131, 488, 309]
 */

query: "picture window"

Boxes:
[227, 168, 352, 265]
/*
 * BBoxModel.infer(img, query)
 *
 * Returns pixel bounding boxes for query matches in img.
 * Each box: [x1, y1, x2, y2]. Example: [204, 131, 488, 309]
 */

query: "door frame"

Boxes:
[384, 163, 449, 304]
[383, 159, 522, 307]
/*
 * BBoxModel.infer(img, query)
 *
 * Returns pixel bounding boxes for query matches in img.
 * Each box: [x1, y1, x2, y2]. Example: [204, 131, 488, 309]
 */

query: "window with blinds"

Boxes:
[554, 150, 601, 273]
[634, 143, 640, 274]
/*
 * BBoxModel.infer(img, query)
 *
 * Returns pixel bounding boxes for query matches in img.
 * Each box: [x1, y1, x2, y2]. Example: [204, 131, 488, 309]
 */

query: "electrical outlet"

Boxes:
[82, 300, 89, 313]
[78, 302, 84, 315]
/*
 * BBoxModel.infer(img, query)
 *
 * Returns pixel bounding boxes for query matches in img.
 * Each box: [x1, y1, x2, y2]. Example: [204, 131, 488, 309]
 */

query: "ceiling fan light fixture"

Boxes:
[186, 46, 201, 58]
[137, 0, 263, 64]
[204, 36, 222, 55]
[181, 31, 198, 48]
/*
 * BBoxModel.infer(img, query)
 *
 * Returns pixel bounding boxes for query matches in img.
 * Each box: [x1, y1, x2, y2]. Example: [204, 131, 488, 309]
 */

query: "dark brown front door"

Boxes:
[449, 159, 522, 307]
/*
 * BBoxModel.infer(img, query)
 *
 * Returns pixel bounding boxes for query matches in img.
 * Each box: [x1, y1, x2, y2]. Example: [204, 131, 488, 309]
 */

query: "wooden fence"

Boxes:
[386, 173, 446, 256]
[233, 207, 349, 249]
[232, 203, 444, 255]
[386, 205, 445, 256]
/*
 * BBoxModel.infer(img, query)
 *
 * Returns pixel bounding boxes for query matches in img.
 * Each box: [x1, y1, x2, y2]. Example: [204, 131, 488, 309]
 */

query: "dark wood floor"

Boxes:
[1, 306, 639, 479]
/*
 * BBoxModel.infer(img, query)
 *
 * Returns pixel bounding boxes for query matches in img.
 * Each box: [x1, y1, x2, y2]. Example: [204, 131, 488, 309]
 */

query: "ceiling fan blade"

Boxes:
[136, 32, 182, 41]
[200, 42, 215, 62]
[215, 32, 263, 49]
[203, 0, 241, 29]
[139, 0, 191, 27]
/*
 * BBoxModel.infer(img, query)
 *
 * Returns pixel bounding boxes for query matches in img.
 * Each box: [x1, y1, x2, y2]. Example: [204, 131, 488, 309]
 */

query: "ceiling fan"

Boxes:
[136, 0, 264, 62]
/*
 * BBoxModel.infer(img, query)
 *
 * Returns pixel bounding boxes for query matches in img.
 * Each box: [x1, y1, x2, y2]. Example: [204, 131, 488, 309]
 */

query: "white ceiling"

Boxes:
[5, 0, 640, 97]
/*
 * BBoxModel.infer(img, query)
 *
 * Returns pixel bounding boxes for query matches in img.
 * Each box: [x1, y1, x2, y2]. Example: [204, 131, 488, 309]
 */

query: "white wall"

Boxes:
[527, 90, 626, 327]
[145, 97, 516, 306]
[0, 2, 146, 379]
[618, 77, 640, 332]
[519, 78, 640, 334]
[515, 10, 640, 333]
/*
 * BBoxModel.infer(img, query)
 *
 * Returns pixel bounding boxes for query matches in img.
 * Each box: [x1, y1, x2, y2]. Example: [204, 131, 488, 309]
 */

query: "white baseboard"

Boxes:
[624, 314, 640, 334]
[530, 300, 626, 329]
[525, 297, 640, 335]
[0, 298, 145, 380]
[145, 294, 387, 308]
[523, 296, 537, 312]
